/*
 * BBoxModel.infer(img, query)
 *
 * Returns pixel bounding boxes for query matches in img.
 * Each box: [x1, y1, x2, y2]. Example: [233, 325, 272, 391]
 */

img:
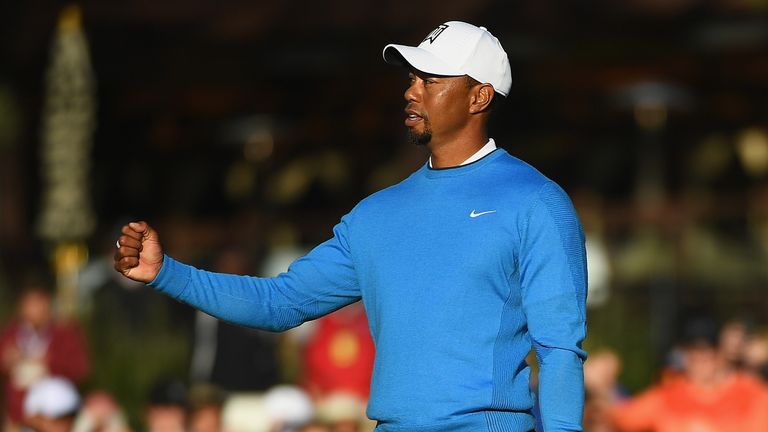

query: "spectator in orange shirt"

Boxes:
[611, 317, 768, 432]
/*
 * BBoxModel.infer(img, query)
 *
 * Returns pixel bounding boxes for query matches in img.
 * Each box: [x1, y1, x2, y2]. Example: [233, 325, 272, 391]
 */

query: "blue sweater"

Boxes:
[150, 148, 587, 431]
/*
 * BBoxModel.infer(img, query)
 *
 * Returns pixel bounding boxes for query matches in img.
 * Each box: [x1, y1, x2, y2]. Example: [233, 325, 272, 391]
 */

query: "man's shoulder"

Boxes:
[352, 167, 423, 211]
[487, 149, 561, 199]
[492, 150, 549, 181]
[729, 372, 768, 396]
[0, 320, 21, 340]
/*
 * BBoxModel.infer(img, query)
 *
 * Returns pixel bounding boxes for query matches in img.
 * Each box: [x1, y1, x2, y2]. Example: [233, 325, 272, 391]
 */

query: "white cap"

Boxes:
[221, 394, 271, 432]
[383, 21, 512, 96]
[262, 385, 314, 427]
[23, 377, 81, 418]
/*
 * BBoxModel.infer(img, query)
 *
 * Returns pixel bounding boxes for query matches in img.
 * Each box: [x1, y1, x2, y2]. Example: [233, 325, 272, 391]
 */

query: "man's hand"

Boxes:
[113, 221, 164, 283]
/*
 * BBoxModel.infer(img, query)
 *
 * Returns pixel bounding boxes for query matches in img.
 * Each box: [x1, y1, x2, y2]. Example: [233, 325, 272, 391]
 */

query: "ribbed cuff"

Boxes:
[147, 255, 191, 298]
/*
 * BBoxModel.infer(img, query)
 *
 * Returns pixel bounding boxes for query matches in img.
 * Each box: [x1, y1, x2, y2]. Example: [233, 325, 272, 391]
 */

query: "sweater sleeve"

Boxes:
[149, 215, 361, 332]
[520, 181, 588, 432]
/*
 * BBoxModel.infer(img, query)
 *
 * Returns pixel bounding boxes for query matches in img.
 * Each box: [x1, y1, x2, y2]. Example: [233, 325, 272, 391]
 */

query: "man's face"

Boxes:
[403, 70, 472, 146]
[683, 344, 720, 384]
[22, 415, 73, 432]
[146, 405, 186, 432]
[19, 290, 52, 329]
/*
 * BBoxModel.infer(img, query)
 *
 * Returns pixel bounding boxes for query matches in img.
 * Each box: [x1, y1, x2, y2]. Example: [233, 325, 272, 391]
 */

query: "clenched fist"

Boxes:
[113, 221, 164, 283]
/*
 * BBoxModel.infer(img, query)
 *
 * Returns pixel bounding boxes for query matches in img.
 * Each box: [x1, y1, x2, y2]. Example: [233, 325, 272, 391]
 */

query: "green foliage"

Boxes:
[586, 291, 655, 394]
[83, 296, 190, 429]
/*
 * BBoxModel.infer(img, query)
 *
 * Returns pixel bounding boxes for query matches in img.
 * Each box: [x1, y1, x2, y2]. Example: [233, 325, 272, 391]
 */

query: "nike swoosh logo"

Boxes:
[469, 209, 497, 218]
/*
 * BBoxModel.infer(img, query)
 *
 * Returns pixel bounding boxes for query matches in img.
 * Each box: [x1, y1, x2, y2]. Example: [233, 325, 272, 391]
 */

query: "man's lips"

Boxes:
[405, 108, 425, 127]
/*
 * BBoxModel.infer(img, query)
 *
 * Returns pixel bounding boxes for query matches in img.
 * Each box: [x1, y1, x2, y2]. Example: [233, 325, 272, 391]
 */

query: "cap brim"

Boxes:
[382, 44, 464, 76]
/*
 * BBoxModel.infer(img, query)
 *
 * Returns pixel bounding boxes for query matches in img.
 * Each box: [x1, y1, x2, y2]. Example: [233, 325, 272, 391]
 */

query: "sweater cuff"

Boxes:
[147, 255, 191, 298]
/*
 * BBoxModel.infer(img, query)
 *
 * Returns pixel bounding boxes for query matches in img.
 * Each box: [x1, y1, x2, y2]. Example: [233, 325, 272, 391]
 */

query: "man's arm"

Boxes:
[114, 218, 361, 331]
[520, 182, 588, 432]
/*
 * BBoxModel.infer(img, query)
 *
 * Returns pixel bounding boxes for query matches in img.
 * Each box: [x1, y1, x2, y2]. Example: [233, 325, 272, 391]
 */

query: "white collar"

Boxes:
[429, 138, 497, 168]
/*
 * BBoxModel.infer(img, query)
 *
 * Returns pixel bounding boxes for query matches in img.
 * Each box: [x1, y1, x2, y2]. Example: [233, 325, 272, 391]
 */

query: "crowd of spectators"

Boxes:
[2, 239, 768, 432]
[10, 376, 373, 432]
[583, 317, 768, 432]
[0, 263, 376, 432]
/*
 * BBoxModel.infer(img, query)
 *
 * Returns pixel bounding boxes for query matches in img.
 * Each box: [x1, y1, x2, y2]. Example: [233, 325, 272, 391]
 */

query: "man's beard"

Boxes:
[408, 124, 432, 146]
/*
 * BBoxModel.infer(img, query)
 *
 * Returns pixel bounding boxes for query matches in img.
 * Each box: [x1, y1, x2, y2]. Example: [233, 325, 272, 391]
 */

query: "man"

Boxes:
[145, 379, 188, 432]
[115, 21, 588, 431]
[22, 377, 80, 432]
[610, 317, 768, 432]
[0, 281, 90, 432]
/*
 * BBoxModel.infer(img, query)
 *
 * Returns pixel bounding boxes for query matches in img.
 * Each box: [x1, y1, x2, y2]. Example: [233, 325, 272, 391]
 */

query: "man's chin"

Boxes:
[407, 129, 432, 146]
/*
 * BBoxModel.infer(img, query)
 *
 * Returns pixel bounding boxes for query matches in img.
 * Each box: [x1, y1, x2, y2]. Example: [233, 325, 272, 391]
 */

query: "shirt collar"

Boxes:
[429, 138, 497, 168]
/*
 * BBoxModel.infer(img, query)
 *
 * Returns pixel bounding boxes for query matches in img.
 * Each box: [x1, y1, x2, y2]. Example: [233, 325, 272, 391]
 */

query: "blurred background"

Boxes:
[0, 1, 767, 431]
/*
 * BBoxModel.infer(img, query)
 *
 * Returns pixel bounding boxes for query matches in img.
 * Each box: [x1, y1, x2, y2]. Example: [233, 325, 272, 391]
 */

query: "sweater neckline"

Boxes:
[422, 148, 505, 179]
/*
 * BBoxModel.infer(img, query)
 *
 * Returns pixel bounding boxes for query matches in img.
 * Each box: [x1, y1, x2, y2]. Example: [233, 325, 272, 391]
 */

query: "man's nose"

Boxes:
[404, 82, 418, 102]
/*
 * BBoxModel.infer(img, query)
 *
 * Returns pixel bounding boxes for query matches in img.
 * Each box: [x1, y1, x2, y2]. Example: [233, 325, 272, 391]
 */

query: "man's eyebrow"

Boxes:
[409, 70, 440, 80]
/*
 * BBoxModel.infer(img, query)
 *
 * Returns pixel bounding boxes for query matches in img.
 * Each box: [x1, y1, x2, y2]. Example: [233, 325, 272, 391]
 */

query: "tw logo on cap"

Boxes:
[422, 24, 449, 44]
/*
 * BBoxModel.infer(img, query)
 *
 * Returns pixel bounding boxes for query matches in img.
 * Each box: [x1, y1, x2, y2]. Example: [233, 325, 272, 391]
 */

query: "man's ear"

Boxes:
[469, 84, 495, 114]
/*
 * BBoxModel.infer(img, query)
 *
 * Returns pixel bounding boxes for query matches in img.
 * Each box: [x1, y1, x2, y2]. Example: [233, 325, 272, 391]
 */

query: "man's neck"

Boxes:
[429, 134, 489, 169]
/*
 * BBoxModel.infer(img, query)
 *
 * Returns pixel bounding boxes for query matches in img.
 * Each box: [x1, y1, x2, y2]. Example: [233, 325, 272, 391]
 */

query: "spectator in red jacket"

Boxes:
[302, 303, 375, 401]
[0, 280, 90, 431]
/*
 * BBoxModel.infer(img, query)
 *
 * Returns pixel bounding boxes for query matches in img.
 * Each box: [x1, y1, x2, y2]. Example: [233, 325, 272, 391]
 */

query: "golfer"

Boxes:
[115, 21, 587, 432]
